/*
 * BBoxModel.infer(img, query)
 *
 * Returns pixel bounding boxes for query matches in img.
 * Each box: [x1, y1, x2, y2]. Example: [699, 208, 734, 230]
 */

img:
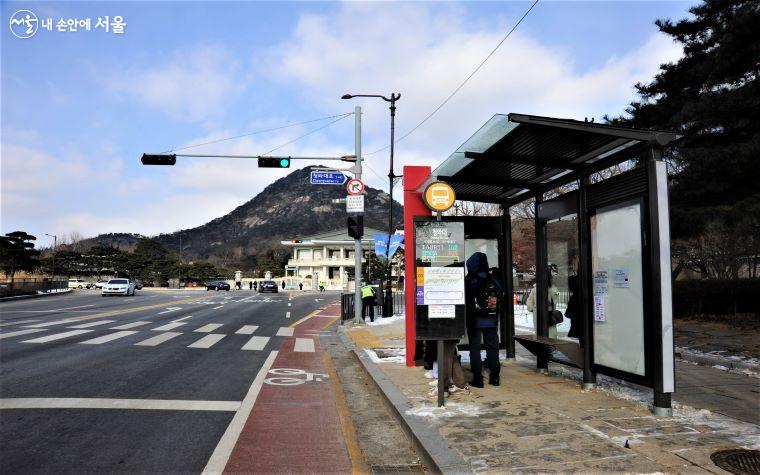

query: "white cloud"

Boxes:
[105, 45, 244, 122]
[266, 2, 683, 172]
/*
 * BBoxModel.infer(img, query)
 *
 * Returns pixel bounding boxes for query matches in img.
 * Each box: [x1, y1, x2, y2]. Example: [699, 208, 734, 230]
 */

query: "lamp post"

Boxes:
[45, 233, 57, 277]
[342, 93, 401, 317]
[178, 232, 184, 289]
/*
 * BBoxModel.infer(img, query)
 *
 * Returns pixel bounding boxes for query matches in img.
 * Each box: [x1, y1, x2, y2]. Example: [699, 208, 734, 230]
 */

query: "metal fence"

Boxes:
[341, 291, 404, 323]
[0, 278, 68, 298]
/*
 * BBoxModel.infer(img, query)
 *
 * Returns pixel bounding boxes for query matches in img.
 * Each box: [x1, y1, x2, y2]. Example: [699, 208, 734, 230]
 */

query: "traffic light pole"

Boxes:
[352, 106, 364, 324]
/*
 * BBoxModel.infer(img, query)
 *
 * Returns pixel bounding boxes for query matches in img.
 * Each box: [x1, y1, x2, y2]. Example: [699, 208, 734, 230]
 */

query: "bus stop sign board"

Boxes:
[414, 220, 466, 340]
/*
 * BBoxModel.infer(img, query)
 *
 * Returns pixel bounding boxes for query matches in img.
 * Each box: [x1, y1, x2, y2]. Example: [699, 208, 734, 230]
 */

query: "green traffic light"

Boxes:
[280, 158, 290, 167]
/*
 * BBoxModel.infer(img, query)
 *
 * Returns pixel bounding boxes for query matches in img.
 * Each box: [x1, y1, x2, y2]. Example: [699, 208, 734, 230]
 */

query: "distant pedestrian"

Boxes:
[299, 282, 303, 291]
[361, 282, 377, 322]
[253, 281, 258, 291]
[282, 281, 286, 290]
[249, 281, 253, 290]
[319, 281, 326, 292]
[465, 252, 502, 388]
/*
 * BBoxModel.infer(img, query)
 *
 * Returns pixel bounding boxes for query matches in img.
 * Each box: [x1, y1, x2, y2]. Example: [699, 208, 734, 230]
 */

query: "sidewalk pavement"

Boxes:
[343, 318, 759, 474]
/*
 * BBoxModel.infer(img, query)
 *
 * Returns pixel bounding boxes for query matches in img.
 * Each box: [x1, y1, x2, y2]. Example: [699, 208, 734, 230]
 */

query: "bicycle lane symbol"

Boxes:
[263, 368, 329, 386]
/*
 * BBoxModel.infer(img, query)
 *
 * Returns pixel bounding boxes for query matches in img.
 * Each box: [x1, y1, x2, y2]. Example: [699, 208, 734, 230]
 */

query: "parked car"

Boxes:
[94, 280, 109, 289]
[206, 281, 230, 291]
[68, 278, 93, 289]
[259, 280, 278, 293]
[101, 278, 136, 296]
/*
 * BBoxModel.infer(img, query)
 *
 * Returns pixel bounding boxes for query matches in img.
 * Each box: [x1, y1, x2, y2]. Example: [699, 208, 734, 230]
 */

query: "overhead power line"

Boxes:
[165, 112, 354, 153]
[261, 113, 353, 156]
[365, 0, 540, 157]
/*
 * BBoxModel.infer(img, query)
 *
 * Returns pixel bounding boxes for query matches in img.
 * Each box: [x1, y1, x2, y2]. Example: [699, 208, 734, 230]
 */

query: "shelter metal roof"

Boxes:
[424, 113, 679, 206]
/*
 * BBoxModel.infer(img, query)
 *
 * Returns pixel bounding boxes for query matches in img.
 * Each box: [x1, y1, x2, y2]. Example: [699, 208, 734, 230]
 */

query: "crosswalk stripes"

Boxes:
[293, 338, 315, 353]
[194, 324, 223, 333]
[0, 319, 40, 327]
[235, 325, 258, 335]
[134, 332, 182, 347]
[152, 322, 186, 331]
[25, 319, 78, 328]
[241, 336, 269, 351]
[188, 334, 225, 349]
[79, 331, 138, 345]
[111, 321, 151, 330]
[276, 327, 294, 337]
[68, 320, 116, 329]
[0, 328, 47, 340]
[22, 330, 94, 343]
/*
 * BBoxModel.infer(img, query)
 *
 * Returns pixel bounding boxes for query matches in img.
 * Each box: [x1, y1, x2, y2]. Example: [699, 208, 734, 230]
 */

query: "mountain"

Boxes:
[86, 166, 403, 266]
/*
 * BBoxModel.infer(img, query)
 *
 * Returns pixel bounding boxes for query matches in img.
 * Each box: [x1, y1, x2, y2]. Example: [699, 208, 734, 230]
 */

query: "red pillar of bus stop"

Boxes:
[403, 165, 431, 367]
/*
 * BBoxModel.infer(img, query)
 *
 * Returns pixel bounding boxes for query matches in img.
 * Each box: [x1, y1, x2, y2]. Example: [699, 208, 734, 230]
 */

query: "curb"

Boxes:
[0, 289, 72, 302]
[337, 328, 471, 474]
[675, 347, 759, 373]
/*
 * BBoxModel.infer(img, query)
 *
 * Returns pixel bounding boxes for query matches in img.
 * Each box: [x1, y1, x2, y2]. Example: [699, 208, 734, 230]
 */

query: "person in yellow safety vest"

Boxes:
[361, 282, 377, 322]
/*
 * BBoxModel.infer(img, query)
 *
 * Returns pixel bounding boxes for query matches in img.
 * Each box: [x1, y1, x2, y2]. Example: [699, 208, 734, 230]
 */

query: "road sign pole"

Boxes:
[353, 106, 364, 324]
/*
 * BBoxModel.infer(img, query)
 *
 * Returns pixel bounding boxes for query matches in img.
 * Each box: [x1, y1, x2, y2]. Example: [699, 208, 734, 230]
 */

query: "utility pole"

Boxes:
[178, 232, 182, 289]
[45, 233, 57, 278]
[385, 93, 400, 318]
[353, 106, 364, 324]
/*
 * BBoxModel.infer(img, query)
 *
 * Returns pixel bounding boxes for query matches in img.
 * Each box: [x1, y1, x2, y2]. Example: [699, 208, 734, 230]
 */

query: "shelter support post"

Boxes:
[403, 166, 432, 367]
[501, 205, 516, 359]
[646, 146, 675, 416]
[534, 194, 549, 372]
[579, 177, 597, 388]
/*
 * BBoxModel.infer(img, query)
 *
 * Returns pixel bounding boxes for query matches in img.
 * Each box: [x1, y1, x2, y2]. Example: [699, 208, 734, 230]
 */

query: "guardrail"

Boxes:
[0, 278, 68, 298]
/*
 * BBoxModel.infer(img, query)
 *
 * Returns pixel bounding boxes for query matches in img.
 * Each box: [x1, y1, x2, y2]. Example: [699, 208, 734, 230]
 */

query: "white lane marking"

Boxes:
[22, 330, 93, 343]
[110, 321, 151, 330]
[0, 398, 240, 412]
[152, 322, 186, 331]
[276, 327, 294, 337]
[212, 306, 224, 310]
[236, 296, 255, 303]
[286, 311, 291, 319]
[24, 319, 78, 328]
[0, 328, 47, 340]
[194, 324, 223, 333]
[79, 331, 138, 345]
[241, 336, 269, 351]
[287, 303, 292, 307]
[0, 319, 40, 327]
[234, 325, 258, 335]
[3, 304, 97, 314]
[293, 338, 315, 353]
[134, 332, 182, 347]
[157, 307, 182, 315]
[172, 315, 193, 322]
[68, 320, 116, 329]
[203, 350, 278, 474]
[188, 334, 225, 349]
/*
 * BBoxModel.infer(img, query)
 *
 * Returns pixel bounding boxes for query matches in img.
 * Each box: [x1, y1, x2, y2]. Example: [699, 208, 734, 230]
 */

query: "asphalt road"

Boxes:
[0, 288, 334, 474]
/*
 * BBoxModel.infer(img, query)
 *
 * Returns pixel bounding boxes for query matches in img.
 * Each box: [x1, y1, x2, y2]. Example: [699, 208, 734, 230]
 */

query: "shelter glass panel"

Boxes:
[590, 201, 646, 376]
[546, 214, 581, 344]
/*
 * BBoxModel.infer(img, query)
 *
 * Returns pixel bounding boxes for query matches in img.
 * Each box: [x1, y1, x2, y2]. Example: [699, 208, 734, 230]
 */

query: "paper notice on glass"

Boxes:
[594, 295, 606, 322]
[593, 270, 608, 295]
[428, 305, 456, 319]
[613, 268, 630, 288]
[423, 267, 465, 305]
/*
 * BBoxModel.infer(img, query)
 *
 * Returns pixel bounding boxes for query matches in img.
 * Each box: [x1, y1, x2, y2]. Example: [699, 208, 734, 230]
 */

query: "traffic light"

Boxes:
[141, 154, 176, 166]
[347, 215, 363, 239]
[258, 157, 290, 168]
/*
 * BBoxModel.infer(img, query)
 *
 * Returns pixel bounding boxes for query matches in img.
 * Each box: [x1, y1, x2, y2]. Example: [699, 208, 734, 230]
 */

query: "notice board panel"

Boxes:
[414, 220, 466, 340]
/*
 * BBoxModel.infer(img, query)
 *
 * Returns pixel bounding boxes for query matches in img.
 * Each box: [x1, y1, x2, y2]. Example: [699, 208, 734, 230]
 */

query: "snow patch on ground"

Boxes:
[365, 314, 405, 326]
[364, 348, 406, 364]
[672, 403, 760, 449]
[406, 402, 485, 420]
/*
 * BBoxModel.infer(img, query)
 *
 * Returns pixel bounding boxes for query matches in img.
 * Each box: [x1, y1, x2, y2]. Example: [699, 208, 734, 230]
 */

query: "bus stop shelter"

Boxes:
[403, 113, 679, 414]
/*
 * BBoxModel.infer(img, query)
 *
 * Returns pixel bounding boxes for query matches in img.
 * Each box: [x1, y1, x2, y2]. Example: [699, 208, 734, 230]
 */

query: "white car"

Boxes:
[68, 278, 93, 289]
[94, 280, 109, 289]
[101, 278, 136, 296]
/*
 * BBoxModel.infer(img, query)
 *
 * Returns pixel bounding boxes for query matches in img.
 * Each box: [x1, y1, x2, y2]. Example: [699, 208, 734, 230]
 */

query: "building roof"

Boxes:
[281, 227, 387, 245]
[423, 113, 679, 205]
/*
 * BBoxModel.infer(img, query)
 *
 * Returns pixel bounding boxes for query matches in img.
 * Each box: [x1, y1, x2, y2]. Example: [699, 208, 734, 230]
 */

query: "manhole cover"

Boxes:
[710, 449, 760, 474]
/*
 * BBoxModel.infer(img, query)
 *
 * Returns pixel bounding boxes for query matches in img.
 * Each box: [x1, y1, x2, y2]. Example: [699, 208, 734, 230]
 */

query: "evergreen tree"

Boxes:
[0, 232, 41, 284]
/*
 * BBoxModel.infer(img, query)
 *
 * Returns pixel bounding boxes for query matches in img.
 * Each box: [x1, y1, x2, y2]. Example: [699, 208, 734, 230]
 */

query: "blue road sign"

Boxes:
[310, 171, 347, 185]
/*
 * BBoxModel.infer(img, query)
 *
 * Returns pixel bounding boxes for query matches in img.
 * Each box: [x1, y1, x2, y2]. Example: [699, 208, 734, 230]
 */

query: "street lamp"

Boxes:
[342, 92, 401, 317]
[45, 233, 57, 277]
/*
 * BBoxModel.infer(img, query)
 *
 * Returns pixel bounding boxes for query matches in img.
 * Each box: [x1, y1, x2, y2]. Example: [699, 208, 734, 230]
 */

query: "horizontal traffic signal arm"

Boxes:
[140, 153, 356, 166]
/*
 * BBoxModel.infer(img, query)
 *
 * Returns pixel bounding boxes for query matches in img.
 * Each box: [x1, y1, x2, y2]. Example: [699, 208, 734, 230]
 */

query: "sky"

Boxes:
[1, 1, 693, 247]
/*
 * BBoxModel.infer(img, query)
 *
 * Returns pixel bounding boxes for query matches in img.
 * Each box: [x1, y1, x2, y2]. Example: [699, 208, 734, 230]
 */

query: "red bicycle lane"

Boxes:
[223, 304, 356, 473]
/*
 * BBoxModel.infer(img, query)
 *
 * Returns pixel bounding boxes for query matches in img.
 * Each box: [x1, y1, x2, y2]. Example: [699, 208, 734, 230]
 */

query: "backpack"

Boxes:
[474, 275, 503, 317]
